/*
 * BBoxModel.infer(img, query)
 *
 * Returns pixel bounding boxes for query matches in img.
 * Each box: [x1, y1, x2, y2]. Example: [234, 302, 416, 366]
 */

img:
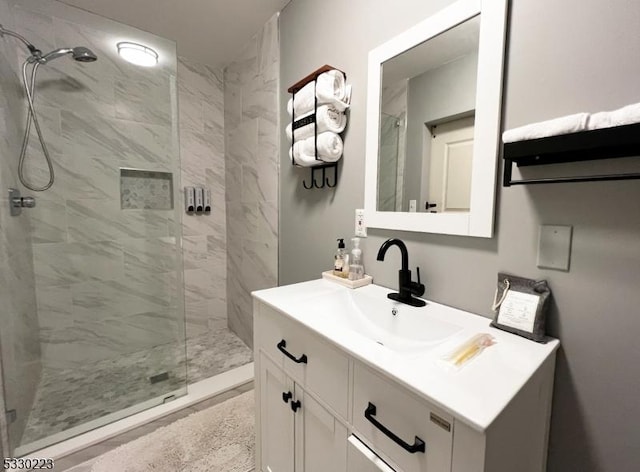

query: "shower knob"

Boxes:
[8, 188, 36, 216]
[21, 196, 36, 208]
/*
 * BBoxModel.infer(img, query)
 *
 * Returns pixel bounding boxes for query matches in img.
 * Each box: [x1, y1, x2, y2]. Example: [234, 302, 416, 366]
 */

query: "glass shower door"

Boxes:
[378, 113, 402, 211]
[0, 0, 187, 456]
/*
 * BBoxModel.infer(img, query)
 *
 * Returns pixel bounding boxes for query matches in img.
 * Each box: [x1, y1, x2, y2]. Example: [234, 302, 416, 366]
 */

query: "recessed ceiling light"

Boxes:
[117, 42, 158, 67]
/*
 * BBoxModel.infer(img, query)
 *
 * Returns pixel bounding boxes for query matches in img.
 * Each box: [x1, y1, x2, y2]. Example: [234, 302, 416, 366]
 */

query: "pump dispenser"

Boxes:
[333, 238, 349, 278]
[348, 237, 364, 281]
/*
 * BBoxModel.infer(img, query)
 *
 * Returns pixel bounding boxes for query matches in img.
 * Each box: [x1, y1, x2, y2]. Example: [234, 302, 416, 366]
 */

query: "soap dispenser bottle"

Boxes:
[333, 238, 349, 278]
[348, 237, 364, 281]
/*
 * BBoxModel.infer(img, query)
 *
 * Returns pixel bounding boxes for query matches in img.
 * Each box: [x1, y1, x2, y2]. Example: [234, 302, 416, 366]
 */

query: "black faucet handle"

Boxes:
[409, 267, 426, 297]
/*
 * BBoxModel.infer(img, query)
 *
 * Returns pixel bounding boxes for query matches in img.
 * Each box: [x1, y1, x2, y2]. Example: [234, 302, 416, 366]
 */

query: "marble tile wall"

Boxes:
[1, 0, 186, 380]
[177, 56, 228, 343]
[0, 0, 42, 452]
[224, 14, 280, 347]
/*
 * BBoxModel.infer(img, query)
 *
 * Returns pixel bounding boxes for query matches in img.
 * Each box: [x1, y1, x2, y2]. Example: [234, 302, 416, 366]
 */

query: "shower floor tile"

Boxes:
[20, 328, 252, 448]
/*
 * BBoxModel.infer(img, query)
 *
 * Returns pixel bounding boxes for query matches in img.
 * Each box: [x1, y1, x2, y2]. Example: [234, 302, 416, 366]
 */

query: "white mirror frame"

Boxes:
[364, 0, 508, 237]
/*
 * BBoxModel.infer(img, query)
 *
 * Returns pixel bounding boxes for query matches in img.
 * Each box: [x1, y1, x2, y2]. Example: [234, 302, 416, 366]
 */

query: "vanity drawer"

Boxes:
[347, 435, 397, 472]
[352, 363, 453, 472]
[255, 301, 349, 419]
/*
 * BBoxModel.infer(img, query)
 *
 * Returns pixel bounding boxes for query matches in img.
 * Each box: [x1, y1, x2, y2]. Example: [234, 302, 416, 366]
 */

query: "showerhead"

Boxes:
[1, 25, 99, 191]
[72, 46, 97, 63]
[39, 46, 97, 64]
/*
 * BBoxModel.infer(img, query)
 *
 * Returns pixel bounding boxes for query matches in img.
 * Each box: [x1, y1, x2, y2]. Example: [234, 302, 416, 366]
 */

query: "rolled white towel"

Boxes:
[286, 105, 347, 141]
[289, 144, 323, 167]
[287, 70, 350, 116]
[502, 112, 589, 143]
[289, 132, 343, 167]
[289, 143, 325, 167]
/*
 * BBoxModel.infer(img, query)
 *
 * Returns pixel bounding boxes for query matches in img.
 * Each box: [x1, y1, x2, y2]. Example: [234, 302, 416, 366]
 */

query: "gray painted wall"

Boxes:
[280, 0, 640, 471]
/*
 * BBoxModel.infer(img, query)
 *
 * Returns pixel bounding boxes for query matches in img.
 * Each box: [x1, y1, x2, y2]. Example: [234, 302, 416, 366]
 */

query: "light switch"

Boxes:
[537, 225, 572, 271]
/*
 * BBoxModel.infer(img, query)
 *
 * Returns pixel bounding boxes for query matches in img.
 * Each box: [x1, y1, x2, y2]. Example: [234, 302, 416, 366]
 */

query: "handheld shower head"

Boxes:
[39, 46, 97, 64]
[1, 26, 98, 191]
[39, 48, 72, 63]
[72, 46, 97, 62]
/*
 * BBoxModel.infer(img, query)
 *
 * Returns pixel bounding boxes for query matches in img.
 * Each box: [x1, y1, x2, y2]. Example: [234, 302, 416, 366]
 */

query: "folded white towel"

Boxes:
[287, 70, 350, 116]
[289, 132, 343, 167]
[587, 102, 640, 130]
[587, 111, 613, 130]
[611, 103, 640, 126]
[286, 105, 347, 141]
[502, 113, 589, 143]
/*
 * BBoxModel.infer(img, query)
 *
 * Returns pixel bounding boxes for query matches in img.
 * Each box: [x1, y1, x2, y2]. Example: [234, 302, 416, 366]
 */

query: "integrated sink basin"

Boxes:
[254, 278, 560, 436]
[306, 284, 463, 353]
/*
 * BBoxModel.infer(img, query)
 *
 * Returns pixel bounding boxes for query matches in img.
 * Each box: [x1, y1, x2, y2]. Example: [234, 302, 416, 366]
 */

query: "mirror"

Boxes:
[364, 0, 508, 237]
[379, 16, 479, 214]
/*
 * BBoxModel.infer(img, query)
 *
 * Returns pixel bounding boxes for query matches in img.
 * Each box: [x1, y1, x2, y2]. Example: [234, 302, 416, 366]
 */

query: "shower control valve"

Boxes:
[9, 188, 36, 216]
[20, 196, 36, 208]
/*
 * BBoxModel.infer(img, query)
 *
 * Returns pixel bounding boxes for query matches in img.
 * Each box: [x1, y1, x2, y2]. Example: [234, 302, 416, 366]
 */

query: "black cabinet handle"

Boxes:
[282, 391, 293, 404]
[277, 339, 308, 364]
[291, 399, 301, 412]
[364, 402, 426, 454]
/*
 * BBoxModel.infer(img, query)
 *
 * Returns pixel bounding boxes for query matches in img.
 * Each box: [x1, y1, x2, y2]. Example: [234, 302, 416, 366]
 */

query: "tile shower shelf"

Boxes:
[503, 122, 640, 186]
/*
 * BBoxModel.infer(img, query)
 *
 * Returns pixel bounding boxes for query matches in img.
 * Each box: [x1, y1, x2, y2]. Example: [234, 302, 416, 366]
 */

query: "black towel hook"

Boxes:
[325, 162, 338, 187]
[302, 173, 314, 189]
[300, 163, 338, 189]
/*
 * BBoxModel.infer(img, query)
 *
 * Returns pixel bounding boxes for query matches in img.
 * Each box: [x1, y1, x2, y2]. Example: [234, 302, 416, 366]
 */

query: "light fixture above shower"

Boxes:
[117, 42, 158, 67]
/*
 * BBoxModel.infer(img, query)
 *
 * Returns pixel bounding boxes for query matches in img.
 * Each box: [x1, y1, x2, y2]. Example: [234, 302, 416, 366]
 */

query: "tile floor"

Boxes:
[20, 329, 253, 448]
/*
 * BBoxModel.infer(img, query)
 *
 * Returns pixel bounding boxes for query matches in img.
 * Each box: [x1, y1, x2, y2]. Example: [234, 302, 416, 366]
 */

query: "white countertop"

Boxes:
[253, 279, 559, 432]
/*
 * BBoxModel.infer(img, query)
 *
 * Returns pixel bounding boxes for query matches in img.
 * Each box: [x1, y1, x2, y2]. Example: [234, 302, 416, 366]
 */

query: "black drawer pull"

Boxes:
[282, 391, 293, 404]
[291, 399, 302, 412]
[277, 339, 308, 364]
[364, 402, 426, 454]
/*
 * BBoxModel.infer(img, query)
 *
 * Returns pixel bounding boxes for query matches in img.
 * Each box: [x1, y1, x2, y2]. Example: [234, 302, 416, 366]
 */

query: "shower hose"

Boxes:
[19, 57, 55, 191]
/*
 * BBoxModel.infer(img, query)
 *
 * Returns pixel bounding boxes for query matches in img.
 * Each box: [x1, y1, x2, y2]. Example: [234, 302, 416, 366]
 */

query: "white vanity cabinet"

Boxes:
[258, 352, 348, 472]
[254, 285, 558, 472]
[255, 302, 350, 472]
[258, 353, 295, 472]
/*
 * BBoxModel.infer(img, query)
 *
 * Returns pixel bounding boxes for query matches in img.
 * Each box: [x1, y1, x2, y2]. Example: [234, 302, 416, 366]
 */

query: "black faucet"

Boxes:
[376, 238, 426, 307]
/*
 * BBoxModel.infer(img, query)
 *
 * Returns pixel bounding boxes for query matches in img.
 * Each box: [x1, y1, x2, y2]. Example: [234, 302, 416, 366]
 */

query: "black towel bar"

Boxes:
[502, 122, 640, 186]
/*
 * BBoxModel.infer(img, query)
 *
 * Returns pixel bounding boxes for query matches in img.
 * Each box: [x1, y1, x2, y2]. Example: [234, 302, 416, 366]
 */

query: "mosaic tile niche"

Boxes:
[120, 169, 174, 210]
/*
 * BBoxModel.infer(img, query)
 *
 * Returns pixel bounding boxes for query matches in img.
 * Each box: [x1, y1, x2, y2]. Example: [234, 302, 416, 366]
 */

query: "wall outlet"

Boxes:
[355, 209, 367, 237]
[409, 200, 417, 212]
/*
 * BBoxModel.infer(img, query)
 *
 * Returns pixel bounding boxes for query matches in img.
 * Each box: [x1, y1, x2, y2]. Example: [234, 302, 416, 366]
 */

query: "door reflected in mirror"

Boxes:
[377, 15, 480, 214]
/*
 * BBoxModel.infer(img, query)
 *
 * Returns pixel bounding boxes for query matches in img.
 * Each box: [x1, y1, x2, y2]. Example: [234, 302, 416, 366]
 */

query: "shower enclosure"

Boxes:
[377, 112, 406, 212]
[0, 0, 252, 459]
